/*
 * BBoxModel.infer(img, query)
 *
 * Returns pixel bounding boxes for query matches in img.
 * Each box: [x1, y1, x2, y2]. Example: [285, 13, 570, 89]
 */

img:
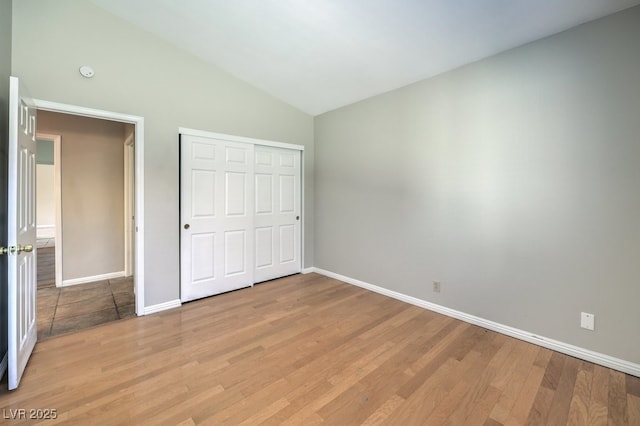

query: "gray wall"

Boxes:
[11, 0, 314, 306]
[38, 111, 126, 281]
[0, 0, 12, 366]
[315, 7, 640, 364]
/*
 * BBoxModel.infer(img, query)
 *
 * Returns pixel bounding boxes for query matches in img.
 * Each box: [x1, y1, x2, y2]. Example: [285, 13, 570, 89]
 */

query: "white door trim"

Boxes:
[124, 140, 134, 277]
[300, 149, 306, 271]
[179, 127, 305, 152]
[35, 133, 62, 287]
[34, 99, 146, 316]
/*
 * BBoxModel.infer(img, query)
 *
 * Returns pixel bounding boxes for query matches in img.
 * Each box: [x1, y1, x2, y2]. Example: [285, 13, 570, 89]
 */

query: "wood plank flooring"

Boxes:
[1, 273, 639, 425]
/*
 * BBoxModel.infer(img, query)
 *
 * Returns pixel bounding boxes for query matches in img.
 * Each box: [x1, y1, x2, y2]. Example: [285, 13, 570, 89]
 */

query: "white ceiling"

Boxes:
[91, 0, 640, 116]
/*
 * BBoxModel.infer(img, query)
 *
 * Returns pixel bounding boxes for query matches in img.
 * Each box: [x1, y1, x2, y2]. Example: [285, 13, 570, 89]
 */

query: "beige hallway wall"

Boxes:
[38, 111, 126, 282]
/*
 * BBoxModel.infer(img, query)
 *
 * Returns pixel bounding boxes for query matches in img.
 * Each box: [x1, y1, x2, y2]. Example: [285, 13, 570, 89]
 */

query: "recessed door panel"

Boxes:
[280, 225, 295, 263]
[255, 174, 273, 214]
[19, 148, 27, 230]
[192, 170, 215, 217]
[255, 227, 273, 268]
[193, 142, 216, 161]
[225, 230, 246, 276]
[19, 258, 27, 342]
[30, 152, 35, 228]
[255, 150, 273, 166]
[279, 175, 295, 213]
[280, 153, 295, 168]
[191, 233, 215, 282]
[226, 146, 248, 164]
[226, 172, 246, 216]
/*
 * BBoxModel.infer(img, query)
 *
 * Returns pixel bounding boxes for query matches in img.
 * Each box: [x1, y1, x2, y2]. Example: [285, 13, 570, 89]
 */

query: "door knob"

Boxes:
[0, 245, 32, 255]
[184, 224, 190, 230]
[18, 244, 33, 253]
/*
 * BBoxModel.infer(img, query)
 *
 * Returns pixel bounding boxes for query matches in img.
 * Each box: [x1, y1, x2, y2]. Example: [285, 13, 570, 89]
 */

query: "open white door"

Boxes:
[6, 76, 38, 390]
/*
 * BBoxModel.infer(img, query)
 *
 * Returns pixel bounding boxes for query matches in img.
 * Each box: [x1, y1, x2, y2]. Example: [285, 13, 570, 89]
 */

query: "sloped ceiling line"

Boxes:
[91, 0, 640, 115]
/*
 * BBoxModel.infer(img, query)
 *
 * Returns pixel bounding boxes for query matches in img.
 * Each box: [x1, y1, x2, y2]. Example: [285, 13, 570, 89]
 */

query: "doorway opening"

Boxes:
[32, 99, 145, 337]
[35, 112, 137, 338]
[35, 134, 61, 290]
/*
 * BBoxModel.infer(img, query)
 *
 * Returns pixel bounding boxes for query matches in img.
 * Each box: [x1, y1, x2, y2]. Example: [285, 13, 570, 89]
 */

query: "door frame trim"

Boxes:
[124, 135, 134, 277]
[178, 127, 304, 152]
[35, 99, 146, 315]
[35, 133, 62, 287]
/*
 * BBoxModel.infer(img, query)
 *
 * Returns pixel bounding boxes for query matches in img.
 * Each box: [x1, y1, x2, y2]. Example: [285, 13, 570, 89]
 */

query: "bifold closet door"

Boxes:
[254, 146, 301, 283]
[180, 135, 254, 302]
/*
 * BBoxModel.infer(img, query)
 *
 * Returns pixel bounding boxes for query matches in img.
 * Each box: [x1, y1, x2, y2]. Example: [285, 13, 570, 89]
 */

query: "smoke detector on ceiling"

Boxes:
[79, 65, 95, 78]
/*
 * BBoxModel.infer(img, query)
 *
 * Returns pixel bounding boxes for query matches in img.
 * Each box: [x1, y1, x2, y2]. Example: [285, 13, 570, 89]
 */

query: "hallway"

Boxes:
[37, 246, 135, 339]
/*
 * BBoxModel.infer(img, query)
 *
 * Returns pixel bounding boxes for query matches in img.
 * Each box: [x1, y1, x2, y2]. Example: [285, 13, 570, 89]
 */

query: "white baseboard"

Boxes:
[0, 352, 7, 380]
[312, 267, 640, 378]
[144, 299, 182, 315]
[61, 271, 126, 287]
[302, 267, 315, 274]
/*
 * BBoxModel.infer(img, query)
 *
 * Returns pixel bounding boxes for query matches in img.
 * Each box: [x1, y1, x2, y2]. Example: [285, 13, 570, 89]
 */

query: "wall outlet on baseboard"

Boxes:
[432, 281, 441, 293]
[580, 312, 595, 331]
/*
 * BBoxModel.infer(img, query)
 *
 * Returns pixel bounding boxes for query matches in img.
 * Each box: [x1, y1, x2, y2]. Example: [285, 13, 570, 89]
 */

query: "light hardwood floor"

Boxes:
[1, 273, 639, 425]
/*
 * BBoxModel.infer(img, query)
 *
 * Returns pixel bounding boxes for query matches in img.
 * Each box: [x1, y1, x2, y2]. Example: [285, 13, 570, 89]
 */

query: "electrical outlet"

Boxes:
[432, 281, 441, 293]
[580, 312, 595, 331]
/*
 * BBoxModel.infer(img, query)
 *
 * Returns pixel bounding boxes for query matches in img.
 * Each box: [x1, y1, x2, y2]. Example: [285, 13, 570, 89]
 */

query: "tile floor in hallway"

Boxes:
[37, 277, 136, 339]
[36, 244, 136, 339]
[37, 246, 56, 288]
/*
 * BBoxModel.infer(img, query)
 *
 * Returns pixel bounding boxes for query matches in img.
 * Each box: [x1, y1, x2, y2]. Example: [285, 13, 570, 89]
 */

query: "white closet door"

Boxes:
[180, 135, 254, 302]
[254, 146, 301, 283]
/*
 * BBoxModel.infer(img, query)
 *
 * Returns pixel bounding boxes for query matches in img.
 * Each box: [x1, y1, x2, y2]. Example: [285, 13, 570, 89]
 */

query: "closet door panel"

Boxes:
[254, 146, 301, 283]
[181, 132, 301, 301]
[255, 226, 274, 269]
[180, 135, 254, 302]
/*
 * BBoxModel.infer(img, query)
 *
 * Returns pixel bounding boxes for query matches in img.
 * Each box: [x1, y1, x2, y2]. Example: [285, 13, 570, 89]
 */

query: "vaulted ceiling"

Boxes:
[91, 0, 640, 115]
